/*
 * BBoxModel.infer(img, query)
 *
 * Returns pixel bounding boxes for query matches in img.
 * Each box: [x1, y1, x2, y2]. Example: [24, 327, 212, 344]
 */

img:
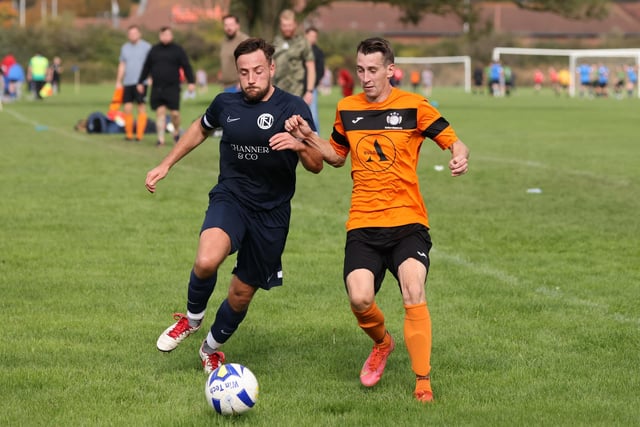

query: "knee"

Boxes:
[227, 278, 256, 312]
[193, 255, 220, 278]
[401, 285, 426, 306]
[348, 294, 375, 312]
[227, 291, 251, 312]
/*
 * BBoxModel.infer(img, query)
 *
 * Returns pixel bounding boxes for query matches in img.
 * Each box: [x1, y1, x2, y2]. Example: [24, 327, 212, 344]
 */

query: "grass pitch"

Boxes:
[1, 84, 639, 426]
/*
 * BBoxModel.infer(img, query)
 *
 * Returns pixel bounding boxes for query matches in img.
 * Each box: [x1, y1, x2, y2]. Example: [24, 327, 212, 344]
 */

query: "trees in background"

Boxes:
[0, 0, 621, 84]
[227, 0, 613, 40]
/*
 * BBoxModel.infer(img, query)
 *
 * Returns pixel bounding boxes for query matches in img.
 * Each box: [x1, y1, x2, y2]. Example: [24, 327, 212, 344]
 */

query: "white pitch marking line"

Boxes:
[433, 248, 640, 328]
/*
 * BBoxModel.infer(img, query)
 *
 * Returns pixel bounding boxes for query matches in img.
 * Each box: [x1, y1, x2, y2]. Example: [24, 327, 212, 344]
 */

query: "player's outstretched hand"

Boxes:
[269, 132, 306, 152]
[284, 114, 313, 140]
[145, 165, 169, 193]
[449, 155, 468, 177]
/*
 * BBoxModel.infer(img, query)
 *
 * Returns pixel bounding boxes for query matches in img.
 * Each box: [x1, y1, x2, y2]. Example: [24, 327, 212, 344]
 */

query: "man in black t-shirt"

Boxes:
[146, 38, 323, 374]
[137, 26, 195, 146]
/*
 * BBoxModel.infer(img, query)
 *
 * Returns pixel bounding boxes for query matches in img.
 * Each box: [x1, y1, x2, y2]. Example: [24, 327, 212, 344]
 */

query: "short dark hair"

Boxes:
[305, 26, 318, 34]
[222, 14, 240, 23]
[160, 26, 171, 33]
[357, 37, 395, 65]
[234, 38, 275, 63]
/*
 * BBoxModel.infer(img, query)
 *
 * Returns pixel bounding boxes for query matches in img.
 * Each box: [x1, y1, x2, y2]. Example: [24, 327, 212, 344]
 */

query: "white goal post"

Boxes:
[395, 56, 472, 93]
[492, 47, 640, 98]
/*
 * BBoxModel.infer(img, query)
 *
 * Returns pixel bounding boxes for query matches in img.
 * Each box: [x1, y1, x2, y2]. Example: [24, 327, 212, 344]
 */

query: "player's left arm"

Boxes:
[448, 140, 469, 177]
[419, 99, 469, 177]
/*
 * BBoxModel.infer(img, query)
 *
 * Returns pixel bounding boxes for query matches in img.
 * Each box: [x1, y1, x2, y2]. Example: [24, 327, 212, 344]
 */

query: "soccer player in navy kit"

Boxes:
[146, 38, 323, 373]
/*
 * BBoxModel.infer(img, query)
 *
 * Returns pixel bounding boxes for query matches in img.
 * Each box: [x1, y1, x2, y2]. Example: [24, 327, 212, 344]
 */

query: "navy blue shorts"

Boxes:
[201, 191, 290, 290]
[343, 223, 432, 294]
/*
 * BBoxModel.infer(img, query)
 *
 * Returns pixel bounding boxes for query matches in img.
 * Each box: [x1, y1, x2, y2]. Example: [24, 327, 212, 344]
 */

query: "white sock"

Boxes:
[187, 310, 205, 327]
[204, 332, 223, 353]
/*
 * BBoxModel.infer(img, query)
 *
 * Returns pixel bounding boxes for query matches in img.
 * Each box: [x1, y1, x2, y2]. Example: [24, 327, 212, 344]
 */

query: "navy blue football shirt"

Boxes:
[201, 87, 315, 211]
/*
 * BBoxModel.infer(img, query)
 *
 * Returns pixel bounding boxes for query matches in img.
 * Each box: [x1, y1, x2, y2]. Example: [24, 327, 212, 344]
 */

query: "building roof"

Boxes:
[310, 1, 640, 40]
[77, 1, 640, 41]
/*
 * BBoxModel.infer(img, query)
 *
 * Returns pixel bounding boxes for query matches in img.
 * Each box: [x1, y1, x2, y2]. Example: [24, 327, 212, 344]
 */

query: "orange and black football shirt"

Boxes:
[329, 87, 459, 231]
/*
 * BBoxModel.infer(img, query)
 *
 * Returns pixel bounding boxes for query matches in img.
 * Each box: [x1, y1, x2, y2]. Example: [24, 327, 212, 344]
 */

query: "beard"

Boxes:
[243, 85, 270, 103]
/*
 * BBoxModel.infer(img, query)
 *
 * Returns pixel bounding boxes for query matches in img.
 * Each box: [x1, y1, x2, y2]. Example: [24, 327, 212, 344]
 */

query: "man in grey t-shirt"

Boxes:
[116, 25, 151, 141]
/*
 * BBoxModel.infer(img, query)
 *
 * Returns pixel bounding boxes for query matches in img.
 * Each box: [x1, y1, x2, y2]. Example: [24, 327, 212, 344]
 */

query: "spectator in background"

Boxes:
[304, 26, 325, 133]
[533, 68, 544, 93]
[613, 66, 626, 99]
[116, 24, 152, 142]
[137, 26, 195, 146]
[557, 68, 570, 96]
[488, 60, 503, 96]
[318, 66, 332, 96]
[548, 67, 559, 95]
[2, 53, 25, 101]
[421, 67, 433, 97]
[337, 68, 354, 97]
[219, 14, 249, 93]
[625, 64, 637, 97]
[2, 53, 16, 98]
[391, 66, 403, 87]
[503, 63, 514, 96]
[0, 62, 4, 104]
[49, 56, 63, 94]
[27, 52, 49, 100]
[6, 61, 25, 100]
[589, 63, 599, 95]
[596, 62, 609, 97]
[472, 64, 484, 95]
[196, 68, 208, 94]
[273, 9, 315, 106]
[577, 63, 593, 97]
[410, 69, 420, 92]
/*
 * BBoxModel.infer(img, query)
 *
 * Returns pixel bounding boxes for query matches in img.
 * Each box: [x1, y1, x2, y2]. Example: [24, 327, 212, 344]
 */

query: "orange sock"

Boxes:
[414, 374, 433, 402]
[124, 113, 134, 139]
[351, 302, 389, 346]
[136, 113, 147, 140]
[404, 302, 432, 377]
[109, 87, 123, 111]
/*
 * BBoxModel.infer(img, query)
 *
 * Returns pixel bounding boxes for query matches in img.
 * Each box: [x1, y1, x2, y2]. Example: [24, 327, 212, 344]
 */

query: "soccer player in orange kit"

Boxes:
[284, 37, 469, 403]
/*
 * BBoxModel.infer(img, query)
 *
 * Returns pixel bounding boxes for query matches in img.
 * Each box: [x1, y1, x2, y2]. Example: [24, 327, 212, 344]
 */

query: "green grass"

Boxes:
[1, 84, 639, 426]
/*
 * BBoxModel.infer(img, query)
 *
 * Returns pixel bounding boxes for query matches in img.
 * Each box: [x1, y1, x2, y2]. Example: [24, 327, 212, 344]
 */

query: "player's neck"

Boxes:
[366, 85, 393, 104]
[262, 85, 276, 102]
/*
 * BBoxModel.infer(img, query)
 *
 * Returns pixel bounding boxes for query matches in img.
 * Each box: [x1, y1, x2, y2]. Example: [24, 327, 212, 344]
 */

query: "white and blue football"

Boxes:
[205, 363, 259, 416]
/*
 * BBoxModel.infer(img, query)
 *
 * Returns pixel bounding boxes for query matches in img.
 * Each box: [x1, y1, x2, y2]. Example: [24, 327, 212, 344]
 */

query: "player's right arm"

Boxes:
[284, 114, 346, 168]
[116, 61, 125, 87]
[145, 116, 210, 193]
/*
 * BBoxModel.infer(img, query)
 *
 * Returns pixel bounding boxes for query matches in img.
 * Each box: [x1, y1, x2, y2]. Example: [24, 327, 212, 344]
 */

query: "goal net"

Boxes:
[395, 56, 472, 93]
[492, 47, 640, 98]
